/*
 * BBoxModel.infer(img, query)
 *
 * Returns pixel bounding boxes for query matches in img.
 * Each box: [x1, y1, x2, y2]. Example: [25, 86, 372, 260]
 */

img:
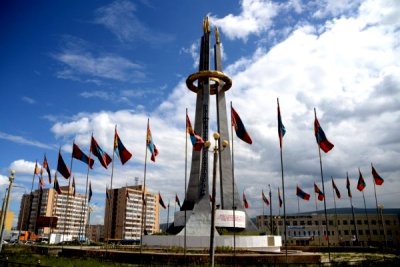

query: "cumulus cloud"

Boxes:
[209, 0, 280, 41]
[49, 0, 400, 221]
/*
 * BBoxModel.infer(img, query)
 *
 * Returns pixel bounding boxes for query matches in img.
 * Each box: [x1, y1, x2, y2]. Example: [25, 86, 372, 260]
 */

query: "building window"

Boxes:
[322, 221, 326, 225]
[350, 220, 354, 224]
[358, 230, 363, 235]
[338, 230, 341, 235]
[293, 221, 298, 226]
[371, 220, 376, 225]
[329, 220, 333, 226]
[366, 230, 370, 235]
[344, 230, 349, 235]
[385, 220, 390, 225]
[372, 230, 378, 235]
[364, 220, 368, 225]
[357, 220, 362, 225]
[387, 230, 392, 235]
[278, 221, 283, 226]
[343, 220, 348, 225]
[315, 221, 319, 225]
[300, 221, 305, 225]
[307, 221, 312, 225]
[351, 230, 355, 235]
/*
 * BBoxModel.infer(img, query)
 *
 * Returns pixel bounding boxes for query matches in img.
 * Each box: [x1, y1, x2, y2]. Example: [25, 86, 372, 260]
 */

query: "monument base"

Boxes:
[142, 235, 281, 252]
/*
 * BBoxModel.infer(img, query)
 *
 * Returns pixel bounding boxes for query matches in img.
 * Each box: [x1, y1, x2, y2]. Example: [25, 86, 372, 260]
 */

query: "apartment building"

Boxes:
[104, 185, 160, 241]
[17, 186, 88, 239]
[257, 208, 400, 247]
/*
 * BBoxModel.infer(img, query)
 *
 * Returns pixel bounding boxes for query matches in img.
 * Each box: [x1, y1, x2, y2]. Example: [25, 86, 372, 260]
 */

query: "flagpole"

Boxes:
[34, 166, 44, 235]
[62, 143, 75, 245]
[262, 191, 265, 232]
[230, 102, 236, 258]
[314, 108, 330, 261]
[184, 109, 188, 261]
[348, 172, 359, 245]
[269, 184, 272, 235]
[314, 184, 321, 246]
[277, 98, 287, 262]
[331, 177, 339, 247]
[361, 190, 372, 244]
[297, 194, 300, 213]
[27, 161, 38, 234]
[78, 136, 92, 244]
[371, 163, 382, 247]
[140, 118, 150, 253]
[105, 125, 117, 242]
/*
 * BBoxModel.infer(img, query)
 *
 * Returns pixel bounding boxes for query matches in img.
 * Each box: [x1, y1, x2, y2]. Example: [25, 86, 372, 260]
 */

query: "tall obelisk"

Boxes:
[179, 17, 256, 235]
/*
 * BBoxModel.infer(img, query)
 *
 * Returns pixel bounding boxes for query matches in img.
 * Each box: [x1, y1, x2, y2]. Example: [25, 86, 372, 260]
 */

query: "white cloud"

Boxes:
[49, 0, 400, 220]
[313, 0, 362, 18]
[9, 160, 40, 175]
[94, 0, 173, 44]
[0, 132, 54, 150]
[209, 0, 280, 41]
[21, 96, 36, 104]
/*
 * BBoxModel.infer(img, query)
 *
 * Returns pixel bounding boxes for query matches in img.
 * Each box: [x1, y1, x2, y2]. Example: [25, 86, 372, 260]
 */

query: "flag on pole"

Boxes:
[88, 181, 93, 202]
[332, 178, 341, 199]
[175, 194, 181, 208]
[39, 177, 45, 189]
[262, 190, 270, 206]
[57, 151, 71, 179]
[346, 174, 352, 198]
[243, 192, 249, 208]
[42, 155, 52, 184]
[296, 185, 310, 201]
[114, 129, 132, 165]
[277, 99, 286, 148]
[34, 161, 41, 175]
[72, 143, 94, 168]
[90, 136, 112, 169]
[158, 192, 166, 209]
[186, 114, 204, 151]
[72, 176, 76, 196]
[278, 187, 283, 208]
[314, 183, 324, 201]
[53, 173, 62, 194]
[147, 121, 159, 162]
[372, 165, 384, 186]
[231, 106, 252, 144]
[357, 169, 366, 191]
[314, 111, 334, 153]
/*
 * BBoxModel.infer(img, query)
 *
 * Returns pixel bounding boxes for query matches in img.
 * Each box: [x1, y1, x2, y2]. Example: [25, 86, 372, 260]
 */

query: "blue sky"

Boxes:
[0, 0, 399, 226]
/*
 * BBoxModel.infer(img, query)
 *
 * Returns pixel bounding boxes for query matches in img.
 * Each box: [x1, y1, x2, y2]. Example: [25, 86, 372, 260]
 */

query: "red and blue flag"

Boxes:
[231, 106, 252, 145]
[114, 129, 132, 165]
[346, 174, 352, 198]
[90, 136, 112, 169]
[314, 114, 334, 153]
[158, 192, 166, 209]
[296, 185, 310, 201]
[332, 178, 341, 199]
[314, 183, 324, 201]
[243, 192, 249, 208]
[262, 190, 269, 206]
[371, 165, 384, 186]
[186, 114, 204, 151]
[147, 121, 159, 162]
[72, 143, 94, 169]
[57, 151, 71, 179]
[278, 187, 283, 208]
[357, 169, 366, 191]
[42, 155, 52, 184]
[277, 99, 286, 148]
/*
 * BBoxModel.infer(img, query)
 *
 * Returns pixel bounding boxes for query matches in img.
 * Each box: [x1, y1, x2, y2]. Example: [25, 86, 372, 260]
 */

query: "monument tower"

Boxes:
[177, 17, 256, 234]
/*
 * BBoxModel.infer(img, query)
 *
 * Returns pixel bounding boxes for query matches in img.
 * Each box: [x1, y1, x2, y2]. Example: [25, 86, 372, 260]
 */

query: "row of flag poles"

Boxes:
[28, 99, 386, 255]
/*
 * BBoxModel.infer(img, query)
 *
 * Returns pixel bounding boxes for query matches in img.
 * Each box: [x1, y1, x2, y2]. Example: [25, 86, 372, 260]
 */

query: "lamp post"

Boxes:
[205, 132, 228, 267]
[0, 170, 15, 253]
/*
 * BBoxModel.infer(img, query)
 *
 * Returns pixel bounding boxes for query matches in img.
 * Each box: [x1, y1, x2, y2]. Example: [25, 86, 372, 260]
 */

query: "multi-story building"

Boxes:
[17, 186, 88, 239]
[0, 211, 14, 231]
[104, 185, 160, 241]
[256, 208, 400, 247]
[87, 224, 104, 242]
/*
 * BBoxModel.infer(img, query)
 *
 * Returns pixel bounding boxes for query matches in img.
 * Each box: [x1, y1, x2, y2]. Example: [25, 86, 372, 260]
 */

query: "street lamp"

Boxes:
[205, 132, 228, 267]
[0, 170, 15, 253]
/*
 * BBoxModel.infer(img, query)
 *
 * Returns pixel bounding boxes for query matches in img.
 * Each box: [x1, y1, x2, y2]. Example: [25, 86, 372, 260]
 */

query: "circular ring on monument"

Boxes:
[186, 70, 232, 94]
